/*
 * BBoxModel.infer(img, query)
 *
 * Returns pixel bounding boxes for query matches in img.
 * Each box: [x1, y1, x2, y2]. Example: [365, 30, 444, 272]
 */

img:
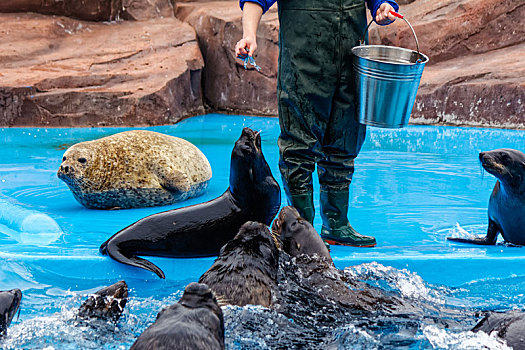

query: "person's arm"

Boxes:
[235, 2, 264, 57]
[366, 0, 399, 25]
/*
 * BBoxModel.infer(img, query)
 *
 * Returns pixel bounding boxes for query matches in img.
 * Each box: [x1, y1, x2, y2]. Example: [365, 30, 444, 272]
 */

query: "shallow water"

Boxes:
[1, 114, 525, 348]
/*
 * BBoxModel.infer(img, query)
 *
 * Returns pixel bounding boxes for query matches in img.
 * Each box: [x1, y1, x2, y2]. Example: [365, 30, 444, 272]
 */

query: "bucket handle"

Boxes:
[360, 11, 423, 63]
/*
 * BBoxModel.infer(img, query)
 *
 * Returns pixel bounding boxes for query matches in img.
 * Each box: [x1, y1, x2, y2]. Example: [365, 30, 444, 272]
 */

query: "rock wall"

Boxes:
[370, 0, 525, 128]
[0, 0, 524, 128]
[0, 13, 204, 127]
[0, 0, 176, 21]
[176, 1, 278, 115]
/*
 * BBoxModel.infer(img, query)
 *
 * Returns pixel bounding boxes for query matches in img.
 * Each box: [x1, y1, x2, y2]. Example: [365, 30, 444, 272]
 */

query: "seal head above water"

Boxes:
[199, 221, 280, 308]
[99, 127, 281, 279]
[272, 206, 332, 262]
[0, 289, 22, 337]
[130, 282, 224, 350]
[448, 149, 525, 245]
[77, 280, 128, 323]
[57, 130, 212, 209]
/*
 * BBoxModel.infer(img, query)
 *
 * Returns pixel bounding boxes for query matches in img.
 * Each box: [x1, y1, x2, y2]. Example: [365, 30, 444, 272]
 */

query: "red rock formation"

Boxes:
[0, 0, 523, 128]
[0, 13, 204, 127]
[176, 1, 279, 116]
[0, 0, 123, 21]
[371, 0, 524, 65]
[0, 0, 177, 21]
[368, 0, 525, 128]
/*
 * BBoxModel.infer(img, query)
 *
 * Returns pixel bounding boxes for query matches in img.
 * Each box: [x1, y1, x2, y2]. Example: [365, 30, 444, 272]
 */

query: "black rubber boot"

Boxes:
[287, 191, 315, 225]
[320, 188, 376, 247]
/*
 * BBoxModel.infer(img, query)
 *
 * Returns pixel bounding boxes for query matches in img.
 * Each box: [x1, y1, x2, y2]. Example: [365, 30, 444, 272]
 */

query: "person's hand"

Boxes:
[235, 35, 257, 57]
[375, 3, 397, 25]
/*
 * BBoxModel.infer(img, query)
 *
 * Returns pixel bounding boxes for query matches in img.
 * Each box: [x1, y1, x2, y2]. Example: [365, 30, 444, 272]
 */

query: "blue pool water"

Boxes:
[1, 114, 525, 349]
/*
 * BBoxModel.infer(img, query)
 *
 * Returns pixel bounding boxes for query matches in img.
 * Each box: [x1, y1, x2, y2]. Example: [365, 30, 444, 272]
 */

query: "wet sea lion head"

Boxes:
[229, 127, 281, 225]
[480, 149, 525, 189]
[178, 282, 221, 313]
[229, 128, 263, 191]
[219, 221, 280, 266]
[0, 288, 22, 336]
[77, 280, 128, 322]
[272, 206, 332, 262]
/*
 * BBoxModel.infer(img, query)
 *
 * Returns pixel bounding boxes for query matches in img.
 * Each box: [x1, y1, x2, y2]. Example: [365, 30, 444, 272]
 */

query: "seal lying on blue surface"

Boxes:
[447, 149, 525, 245]
[130, 282, 224, 350]
[58, 130, 212, 209]
[100, 127, 281, 279]
[0, 289, 22, 337]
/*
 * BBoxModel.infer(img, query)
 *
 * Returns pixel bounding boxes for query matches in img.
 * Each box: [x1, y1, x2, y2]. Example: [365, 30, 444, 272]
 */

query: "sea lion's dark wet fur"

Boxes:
[271, 206, 332, 262]
[130, 282, 224, 350]
[272, 206, 413, 314]
[77, 280, 128, 323]
[472, 310, 525, 349]
[199, 221, 279, 308]
[270, 207, 467, 344]
[99, 128, 281, 279]
[0, 289, 22, 336]
[448, 149, 525, 245]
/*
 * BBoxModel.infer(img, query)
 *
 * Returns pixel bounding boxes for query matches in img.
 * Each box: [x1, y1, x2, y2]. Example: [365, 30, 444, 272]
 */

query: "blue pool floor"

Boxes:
[2, 114, 525, 348]
[1, 114, 525, 293]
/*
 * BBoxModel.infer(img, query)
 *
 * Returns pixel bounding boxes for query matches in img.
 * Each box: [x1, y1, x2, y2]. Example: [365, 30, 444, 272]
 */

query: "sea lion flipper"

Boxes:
[102, 242, 166, 279]
[157, 168, 191, 193]
[447, 220, 499, 245]
[446, 236, 495, 245]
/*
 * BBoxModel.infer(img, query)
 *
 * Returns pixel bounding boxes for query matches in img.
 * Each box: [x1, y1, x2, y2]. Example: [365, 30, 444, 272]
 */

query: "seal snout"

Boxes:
[60, 165, 72, 174]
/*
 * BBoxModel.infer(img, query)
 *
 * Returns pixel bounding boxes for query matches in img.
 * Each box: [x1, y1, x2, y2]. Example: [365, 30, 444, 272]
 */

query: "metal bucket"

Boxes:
[352, 16, 429, 128]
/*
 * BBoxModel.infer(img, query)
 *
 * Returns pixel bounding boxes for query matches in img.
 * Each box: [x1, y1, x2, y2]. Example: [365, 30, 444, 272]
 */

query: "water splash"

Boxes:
[421, 325, 510, 350]
[344, 262, 449, 305]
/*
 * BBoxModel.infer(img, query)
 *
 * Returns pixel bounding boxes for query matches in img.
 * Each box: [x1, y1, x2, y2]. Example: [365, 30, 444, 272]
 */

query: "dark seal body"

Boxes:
[130, 282, 224, 350]
[100, 128, 281, 279]
[77, 280, 128, 323]
[473, 310, 525, 349]
[0, 289, 22, 337]
[448, 149, 525, 245]
[199, 221, 280, 308]
[272, 206, 414, 315]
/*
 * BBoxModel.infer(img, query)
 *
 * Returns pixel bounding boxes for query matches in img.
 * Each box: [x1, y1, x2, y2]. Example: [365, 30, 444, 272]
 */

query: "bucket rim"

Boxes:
[352, 45, 429, 65]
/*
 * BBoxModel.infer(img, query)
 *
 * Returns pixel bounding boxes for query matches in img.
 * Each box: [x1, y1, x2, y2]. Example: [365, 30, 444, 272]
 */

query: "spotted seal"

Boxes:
[447, 149, 525, 245]
[57, 130, 212, 209]
[100, 127, 281, 279]
[199, 221, 280, 308]
[130, 282, 224, 350]
[0, 289, 22, 337]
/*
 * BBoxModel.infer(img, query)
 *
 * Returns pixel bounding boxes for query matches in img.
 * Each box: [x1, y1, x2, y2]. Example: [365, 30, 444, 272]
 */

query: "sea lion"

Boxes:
[272, 206, 420, 316]
[77, 280, 128, 323]
[271, 206, 332, 262]
[447, 149, 525, 245]
[130, 282, 224, 350]
[0, 289, 22, 337]
[100, 127, 281, 279]
[199, 221, 280, 308]
[472, 310, 525, 349]
[57, 130, 212, 209]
